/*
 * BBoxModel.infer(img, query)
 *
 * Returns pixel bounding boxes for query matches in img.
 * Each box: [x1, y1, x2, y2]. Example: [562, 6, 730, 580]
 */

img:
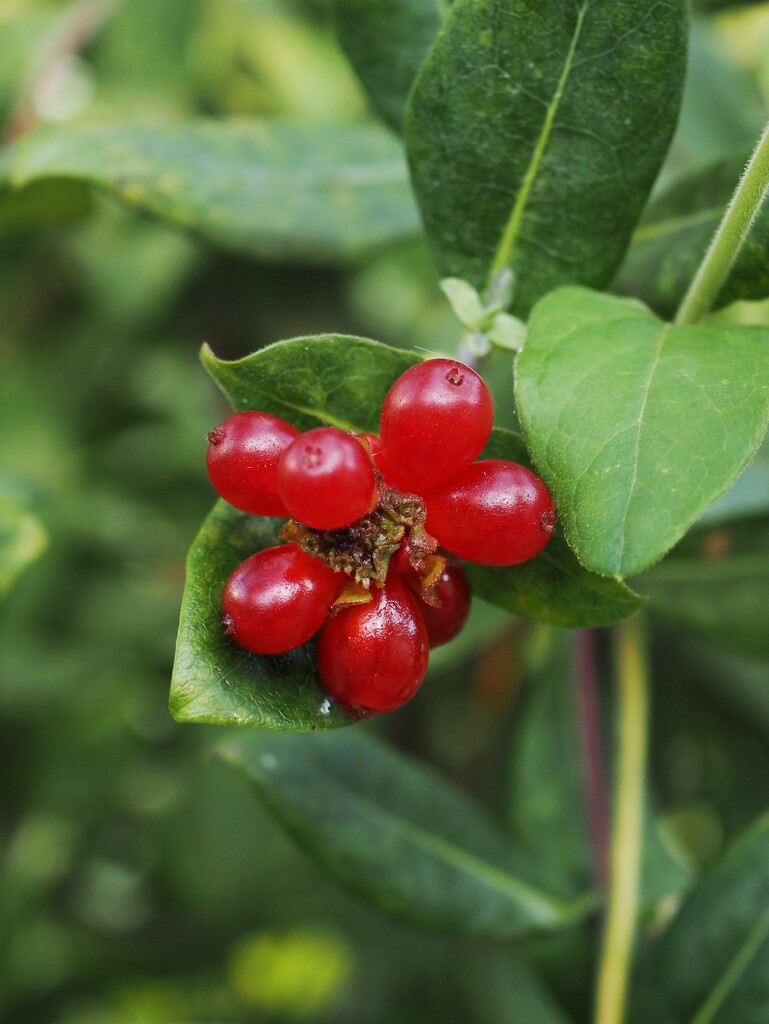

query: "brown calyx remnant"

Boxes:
[280, 480, 443, 605]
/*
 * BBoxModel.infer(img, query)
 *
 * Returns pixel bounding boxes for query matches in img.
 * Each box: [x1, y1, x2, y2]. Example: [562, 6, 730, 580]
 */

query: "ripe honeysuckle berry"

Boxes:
[379, 358, 494, 492]
[407, 563, 471, 648]
[206, 411, 300, 516]
[277, 426, 378, 531]
[423, 460, 556, 565]
[222, 544, 344, 655]
[317, 574, 429, 714]
[358, 431, 387, 473]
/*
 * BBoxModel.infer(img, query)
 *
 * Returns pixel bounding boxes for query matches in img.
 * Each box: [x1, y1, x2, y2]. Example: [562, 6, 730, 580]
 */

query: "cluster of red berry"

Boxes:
[205, 358, 555, 716]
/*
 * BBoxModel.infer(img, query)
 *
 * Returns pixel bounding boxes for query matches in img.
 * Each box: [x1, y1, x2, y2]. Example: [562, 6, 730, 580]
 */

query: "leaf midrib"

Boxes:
[615, 323, 671, 572]
[487, 1, 589, 284]
[253, 759, 584, 926]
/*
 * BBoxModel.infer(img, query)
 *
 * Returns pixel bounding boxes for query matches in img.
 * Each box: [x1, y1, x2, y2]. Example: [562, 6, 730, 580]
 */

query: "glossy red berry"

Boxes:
[358, 432, 386, 471]
[317, 574, 429, 713]
[423, 460, 556, 565]
[277, 426, 378, 530]
[379, 358, 494, 492]
[222, 544, 344, 655]
[206, 411, 300, 516]
[408, 564, 471, 648]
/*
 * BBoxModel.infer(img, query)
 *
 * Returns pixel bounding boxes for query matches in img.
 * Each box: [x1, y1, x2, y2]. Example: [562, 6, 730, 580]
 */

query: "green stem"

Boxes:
[593, 616, 648, 1024]
[674, 119, 769, 326]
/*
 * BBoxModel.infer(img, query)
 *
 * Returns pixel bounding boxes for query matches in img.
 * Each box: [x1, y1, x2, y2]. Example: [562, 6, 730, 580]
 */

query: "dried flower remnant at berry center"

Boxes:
[446, 366, 465, 387]
[280, 480, 440, 591]
[304, 445, 322, 468]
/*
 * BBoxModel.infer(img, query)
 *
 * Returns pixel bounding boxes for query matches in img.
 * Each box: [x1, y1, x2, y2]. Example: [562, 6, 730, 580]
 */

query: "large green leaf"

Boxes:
[405, 0, 687, 315]
[641, 518, 769, 660]
[613, 154, 769, 318]
[2, 120, 419, 260]
[517, 288, 769, 578]
[630, 816, 769, 1024]
[471, 430, 645, 627]
[219, 729, 595, 938]
[332, 0, 445, 132]
[170, 500, 350, 731]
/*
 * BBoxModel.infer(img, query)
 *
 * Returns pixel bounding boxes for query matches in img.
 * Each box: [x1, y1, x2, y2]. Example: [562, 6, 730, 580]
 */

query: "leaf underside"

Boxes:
[3, 120, 420, 260]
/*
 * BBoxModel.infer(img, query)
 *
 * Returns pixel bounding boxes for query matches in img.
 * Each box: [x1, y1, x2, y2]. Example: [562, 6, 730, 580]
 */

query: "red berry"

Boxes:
[277, 427, 378, 530]
[206, 411, 300, 516]
[408, 564, 471, 648]
[317, 574, 429, 713]
[423, 460, 556, 565]
[390, 536, 416, 575]
[222, 544, 344, 655]
[379, 358, 493, 492]
[358, 432, 384, 463]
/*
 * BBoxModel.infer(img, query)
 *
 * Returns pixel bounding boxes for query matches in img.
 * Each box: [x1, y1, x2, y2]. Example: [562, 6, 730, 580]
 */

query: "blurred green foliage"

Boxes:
[2, 1, 769, 1022]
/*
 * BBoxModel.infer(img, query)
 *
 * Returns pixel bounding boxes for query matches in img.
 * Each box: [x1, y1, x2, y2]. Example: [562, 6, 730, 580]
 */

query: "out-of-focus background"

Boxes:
[2, 2, 769, 1021]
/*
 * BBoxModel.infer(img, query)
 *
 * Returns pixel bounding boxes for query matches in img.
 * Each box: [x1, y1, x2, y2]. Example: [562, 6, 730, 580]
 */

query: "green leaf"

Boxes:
[509, 627, 689, 908]
[3, 120, 419, 261]
[614, 154, 769, 318]
[470, 430, 645, 627]
[332, 0, 445, 132]
[508, 628, 592, 893]
[630, 815, 769, 1024]
[641, 518, 769, 660]
[0, 496, 47, 598]
[170, 500, 350, 731]
[219, 728, 595, 938]
[517, 287, 769, 578]
[405, 0, 687, 316]
[200, 334, 419, 432]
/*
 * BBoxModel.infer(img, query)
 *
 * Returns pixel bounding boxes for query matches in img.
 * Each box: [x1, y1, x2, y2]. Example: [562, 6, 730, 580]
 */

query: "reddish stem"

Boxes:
[575, 629, 610, 891]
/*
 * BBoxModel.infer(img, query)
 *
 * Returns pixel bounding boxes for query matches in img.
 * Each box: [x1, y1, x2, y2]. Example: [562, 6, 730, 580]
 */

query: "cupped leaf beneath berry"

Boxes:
[517, 288, 769, 578]
[613, 153, 769, 318]
[468, 429, 645, 627]
[218, 728, 596, 939]
[2, 120, 419, 260]
[332, 0, 445, 133]
[629, 815, 769, 1024]
[201, 335, 420, 433]
[170, 501, 350, 731]
[405, 0, 687, 315]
